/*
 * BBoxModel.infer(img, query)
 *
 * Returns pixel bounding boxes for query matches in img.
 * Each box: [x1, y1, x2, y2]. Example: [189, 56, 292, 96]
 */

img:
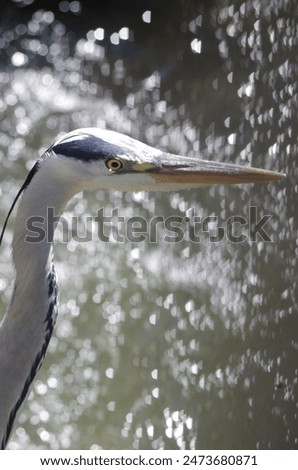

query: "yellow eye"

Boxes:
[105, 158, 124, 172]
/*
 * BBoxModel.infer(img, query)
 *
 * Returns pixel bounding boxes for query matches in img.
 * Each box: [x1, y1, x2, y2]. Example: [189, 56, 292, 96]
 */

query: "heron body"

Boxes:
[0, 128, 284, 448]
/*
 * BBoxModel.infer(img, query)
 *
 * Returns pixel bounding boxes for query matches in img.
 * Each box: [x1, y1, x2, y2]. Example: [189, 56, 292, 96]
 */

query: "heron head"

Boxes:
[49, 127, 285, 192]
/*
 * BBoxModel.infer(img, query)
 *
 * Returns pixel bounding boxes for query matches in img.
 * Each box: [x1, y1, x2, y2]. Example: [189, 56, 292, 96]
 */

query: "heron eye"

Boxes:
[106, 158, 124, 172]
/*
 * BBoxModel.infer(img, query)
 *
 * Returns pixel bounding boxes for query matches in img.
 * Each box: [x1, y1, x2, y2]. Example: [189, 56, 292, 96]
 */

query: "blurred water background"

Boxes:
[0, 0, 297, 450]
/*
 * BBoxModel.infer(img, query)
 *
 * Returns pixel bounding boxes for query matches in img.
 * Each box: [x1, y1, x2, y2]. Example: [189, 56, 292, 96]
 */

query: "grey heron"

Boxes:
[0, 128, 284, 449]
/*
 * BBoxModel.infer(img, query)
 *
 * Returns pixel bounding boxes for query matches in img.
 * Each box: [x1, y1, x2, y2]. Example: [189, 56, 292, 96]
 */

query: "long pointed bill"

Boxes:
[137, 154, 285, 186]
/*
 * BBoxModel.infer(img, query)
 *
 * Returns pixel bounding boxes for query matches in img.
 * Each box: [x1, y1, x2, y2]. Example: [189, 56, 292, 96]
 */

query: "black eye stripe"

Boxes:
[52, 135, 123, 162]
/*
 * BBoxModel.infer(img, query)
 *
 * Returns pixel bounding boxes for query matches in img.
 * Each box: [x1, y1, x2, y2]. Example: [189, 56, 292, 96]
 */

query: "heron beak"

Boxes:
[133, 154, 285, 186]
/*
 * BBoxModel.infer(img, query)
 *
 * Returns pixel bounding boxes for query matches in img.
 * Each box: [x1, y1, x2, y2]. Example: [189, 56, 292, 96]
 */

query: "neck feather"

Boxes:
[0, 158, 78, 448]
